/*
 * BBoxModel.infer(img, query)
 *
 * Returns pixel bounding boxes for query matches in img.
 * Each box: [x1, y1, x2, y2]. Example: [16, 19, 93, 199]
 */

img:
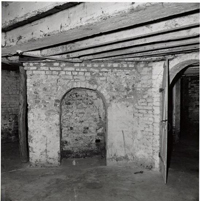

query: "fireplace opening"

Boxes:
[60, 88, 106, 163]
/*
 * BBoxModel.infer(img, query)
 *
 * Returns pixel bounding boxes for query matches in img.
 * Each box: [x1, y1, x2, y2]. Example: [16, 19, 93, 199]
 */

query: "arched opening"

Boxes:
[60, 88, 107, 166]
[167, 60, 199, 185]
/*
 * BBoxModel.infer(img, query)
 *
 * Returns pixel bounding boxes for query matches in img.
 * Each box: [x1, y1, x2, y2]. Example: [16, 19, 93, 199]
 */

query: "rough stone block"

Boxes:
[78, 72, 85, 75]
[29, 67, 38, 70]
[50, 67, 62, 71]
[40, 67, 49, 70]
[33, 71, 45, 74]
[74, 63, 80, 67]
[64, 67, 75, 71]
[85, 72, 91, 76]
[53, 63, 60, 66]
[52, 71, 59, 75]
[45, 71, 52, 75]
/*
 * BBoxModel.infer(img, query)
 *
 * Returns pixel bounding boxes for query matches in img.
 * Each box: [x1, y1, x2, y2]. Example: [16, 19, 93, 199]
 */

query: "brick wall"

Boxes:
[61, 88, 106, 158]
[24, 61, 155, 168]
[1, 69, 19, 142]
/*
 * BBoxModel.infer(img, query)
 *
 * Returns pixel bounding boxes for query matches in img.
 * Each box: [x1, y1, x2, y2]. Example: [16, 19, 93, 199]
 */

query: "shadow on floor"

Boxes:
[167, 135, 199, 201]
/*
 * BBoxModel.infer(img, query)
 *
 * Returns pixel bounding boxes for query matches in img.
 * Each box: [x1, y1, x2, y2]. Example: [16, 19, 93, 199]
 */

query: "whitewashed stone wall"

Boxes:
[24, 61, 155, 168]
[23, 52, 199, 169]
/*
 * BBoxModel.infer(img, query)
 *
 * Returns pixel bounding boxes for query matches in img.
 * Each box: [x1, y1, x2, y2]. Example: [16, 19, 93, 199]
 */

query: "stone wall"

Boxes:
[1, 69, 19, 142]
[24, 61, 155, 168]
[61, 88, 106, 158]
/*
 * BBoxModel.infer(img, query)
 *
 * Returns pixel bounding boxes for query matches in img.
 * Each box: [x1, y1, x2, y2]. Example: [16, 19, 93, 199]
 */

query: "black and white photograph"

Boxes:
[1, 1, 199, 201]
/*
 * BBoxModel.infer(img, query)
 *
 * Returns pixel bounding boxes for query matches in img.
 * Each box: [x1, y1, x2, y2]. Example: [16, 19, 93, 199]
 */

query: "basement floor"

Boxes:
[1, 139, 199, 201]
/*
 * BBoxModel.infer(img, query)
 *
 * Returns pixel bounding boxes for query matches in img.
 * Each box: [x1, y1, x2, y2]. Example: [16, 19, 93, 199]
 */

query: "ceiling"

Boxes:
[2, 3, 200, 63]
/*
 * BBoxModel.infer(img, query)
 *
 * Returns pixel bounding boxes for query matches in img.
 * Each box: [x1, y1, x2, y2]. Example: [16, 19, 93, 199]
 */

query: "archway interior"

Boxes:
[168, 64, 199, 173]
[61, 88, 106, 165]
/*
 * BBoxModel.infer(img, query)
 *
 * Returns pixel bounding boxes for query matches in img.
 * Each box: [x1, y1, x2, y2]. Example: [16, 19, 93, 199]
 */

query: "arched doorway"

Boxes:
[167, 60, 199, 186]
[60, 88, 107, 165]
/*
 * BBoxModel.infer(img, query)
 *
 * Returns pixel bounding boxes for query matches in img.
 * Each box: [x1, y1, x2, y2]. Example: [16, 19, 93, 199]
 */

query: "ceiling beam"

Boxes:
[2, 2, 81, 32]
[2, 2, 142, 52]
[2, 57, 21, 65]
[40, 13, 199, 56]
[93, 45, 199, 61]
[23, 44, 199, 62]
[94, 56, 176, 62]
[80, 38, 199, 60]
[2, 3, 199, 57]
[67, 27, 199, 58]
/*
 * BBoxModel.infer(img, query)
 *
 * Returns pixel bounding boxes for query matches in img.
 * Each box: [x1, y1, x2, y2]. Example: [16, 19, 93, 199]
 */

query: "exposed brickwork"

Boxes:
[61, 88, 106, 158]
[24, 61, 155, 168]
[1, 70, 19, 142]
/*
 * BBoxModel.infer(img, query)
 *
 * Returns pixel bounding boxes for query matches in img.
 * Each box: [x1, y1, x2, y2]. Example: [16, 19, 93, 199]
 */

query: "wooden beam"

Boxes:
[2, 2, 81, 32]
[67, 27, 199, 58]
[18, 66, 29, 163]
[23, 44, 199, 62]
[2, 57, 21, 65]
[94, 56, 176, 62]
[41, 13, 200, 56]
[2, 2, 75, 28]
[93, 45, 199, 61]
[2, 3, 199, 56]
[2, 2, 141, 51]
[2, 54, 82, 64]
[80, 37, 199, 60]
[21, 52, 82, 63]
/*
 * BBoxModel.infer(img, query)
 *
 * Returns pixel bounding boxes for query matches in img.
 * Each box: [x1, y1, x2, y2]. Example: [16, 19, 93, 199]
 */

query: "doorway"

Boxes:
[168, 64, 199, 186]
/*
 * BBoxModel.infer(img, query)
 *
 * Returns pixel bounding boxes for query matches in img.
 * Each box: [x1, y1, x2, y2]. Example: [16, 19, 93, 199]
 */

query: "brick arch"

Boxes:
[60, 86, 107, 161]
[62, 81, 110, 104]
[170, 59, 199, 84]
[60, 83, 108, 110]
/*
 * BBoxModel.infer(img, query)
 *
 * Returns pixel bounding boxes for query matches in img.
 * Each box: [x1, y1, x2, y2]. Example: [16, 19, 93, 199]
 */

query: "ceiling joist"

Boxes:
[2, 3, 199, 57]
[92, 45, 199, 61]
[40, 13, 199, 56]
[79, 37, 199, 60]
[2, 2, 81, 32]
[65, 27, 199, 58]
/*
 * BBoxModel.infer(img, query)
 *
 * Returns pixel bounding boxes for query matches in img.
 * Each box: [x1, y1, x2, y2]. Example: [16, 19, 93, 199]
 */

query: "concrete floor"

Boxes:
[1, 138, 199, 201]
